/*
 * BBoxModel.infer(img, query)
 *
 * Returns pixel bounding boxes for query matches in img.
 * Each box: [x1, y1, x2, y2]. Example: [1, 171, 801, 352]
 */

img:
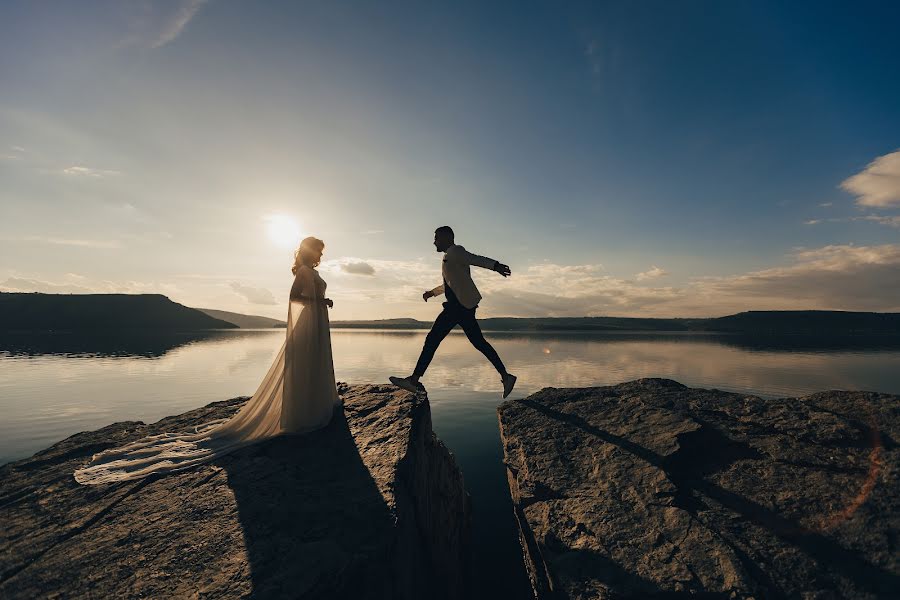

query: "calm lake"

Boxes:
[2, 328, 899, 598]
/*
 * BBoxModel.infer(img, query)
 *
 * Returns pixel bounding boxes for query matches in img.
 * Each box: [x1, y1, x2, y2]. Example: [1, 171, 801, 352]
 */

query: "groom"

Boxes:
[391, 226, 517, 398]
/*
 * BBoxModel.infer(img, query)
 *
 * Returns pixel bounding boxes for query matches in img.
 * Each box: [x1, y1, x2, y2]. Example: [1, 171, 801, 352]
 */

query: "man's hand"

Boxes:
[494, 262, 511, 277]
[422, 290, 434, 302]
[324, 298, 334, 308]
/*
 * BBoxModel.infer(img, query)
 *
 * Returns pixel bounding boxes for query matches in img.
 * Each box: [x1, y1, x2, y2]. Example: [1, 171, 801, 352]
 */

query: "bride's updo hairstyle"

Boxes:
[292, 237, 325, 274]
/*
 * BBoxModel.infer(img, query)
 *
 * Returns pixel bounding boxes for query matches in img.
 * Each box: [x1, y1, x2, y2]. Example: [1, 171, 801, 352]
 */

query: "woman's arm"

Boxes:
[289, 268, 317, 304]
[289, 267, 332, 307]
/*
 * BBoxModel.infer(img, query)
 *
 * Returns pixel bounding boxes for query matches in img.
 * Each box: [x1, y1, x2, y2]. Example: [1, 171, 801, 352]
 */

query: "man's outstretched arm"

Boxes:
[455, 246, 511, 277]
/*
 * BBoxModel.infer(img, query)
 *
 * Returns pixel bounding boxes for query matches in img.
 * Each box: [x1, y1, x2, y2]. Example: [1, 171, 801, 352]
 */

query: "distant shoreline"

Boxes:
[2, 293, 899, 335]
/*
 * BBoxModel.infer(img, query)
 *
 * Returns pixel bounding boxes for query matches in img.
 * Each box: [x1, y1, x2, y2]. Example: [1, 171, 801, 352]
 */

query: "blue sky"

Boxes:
[1, 0, 898, 319]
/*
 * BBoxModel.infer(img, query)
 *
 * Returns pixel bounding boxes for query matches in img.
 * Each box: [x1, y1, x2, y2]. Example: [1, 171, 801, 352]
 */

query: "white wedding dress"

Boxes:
[74, 265, 341, 485]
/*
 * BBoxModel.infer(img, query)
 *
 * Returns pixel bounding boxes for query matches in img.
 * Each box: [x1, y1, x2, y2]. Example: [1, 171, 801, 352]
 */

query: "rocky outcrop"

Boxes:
[498, 378, 899, 599]
[0, 384, 471, 599]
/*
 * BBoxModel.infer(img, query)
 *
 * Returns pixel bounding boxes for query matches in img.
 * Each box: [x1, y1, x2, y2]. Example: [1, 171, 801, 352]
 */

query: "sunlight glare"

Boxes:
[265, 215, 301, 249]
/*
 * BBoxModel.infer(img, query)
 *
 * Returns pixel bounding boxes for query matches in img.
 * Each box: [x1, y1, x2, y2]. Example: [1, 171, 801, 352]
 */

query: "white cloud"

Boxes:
[841, 149, 900, 208]
[471, 262, 680, 317]
[119, 0, 210, 49]
[805, 215, 900, 229]
[229, 282, 277, 305]
[17, 236, 121, 249]
[858, 215, 900, 228]
[0, 277, 94, 294]
[7, 244, 898, 320]
[473, 244, 900, 317]
[819, 202, 833, 208]
[635, 265, 668, 281]
[152, 0, 209, 48]
[1, 146, 26, 160]
[61, 166, 121, 178]
[0, 276, 181, 297]
[679, 244, 900, 314]
[340, 261, 376, 276]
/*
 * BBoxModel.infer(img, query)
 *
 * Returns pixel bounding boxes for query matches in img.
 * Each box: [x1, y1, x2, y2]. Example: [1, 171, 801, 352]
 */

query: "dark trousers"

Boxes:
[413, 302, 507, 377]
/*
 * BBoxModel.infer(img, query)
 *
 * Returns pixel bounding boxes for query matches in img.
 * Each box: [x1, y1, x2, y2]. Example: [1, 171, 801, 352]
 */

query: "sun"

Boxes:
[265, 214, 301, 249]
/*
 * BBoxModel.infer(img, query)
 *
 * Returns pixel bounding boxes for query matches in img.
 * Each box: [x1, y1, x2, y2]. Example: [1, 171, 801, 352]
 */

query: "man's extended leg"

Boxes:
[458, 308, 517, 398]
[390, 308, 459, 393]
[411, 307, 459, 380]
[457, 308, 506, 375]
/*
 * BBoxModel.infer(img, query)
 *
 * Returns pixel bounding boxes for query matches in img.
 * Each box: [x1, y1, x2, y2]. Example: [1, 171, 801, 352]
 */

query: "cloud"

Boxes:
[340, 261, 376, 276]
[819, 202, 833, 208]
[62, 166, 121, 178]
[472, 244, 900, 317]
[152, 0, 209, 48]
[858, 215, 900, 228]
[120, 0, 210, 49]
[681, 244, 900, 314]
[803, 215, 900, 229]
[1, 146, 26, 160]
[229, 282, 277, 305]
[11, 236, 121, 249]
[0, 277, 94, 294]
[635, 266, 668, 281]
[0, 275, 184, 298]
[7, 244, 898, 319]
[473, 263, 680, 318]
[841, 149, 900, 208]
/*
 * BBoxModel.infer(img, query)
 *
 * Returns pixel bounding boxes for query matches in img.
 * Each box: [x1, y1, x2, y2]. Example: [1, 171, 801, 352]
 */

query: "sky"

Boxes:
[1, 0, 899, 320]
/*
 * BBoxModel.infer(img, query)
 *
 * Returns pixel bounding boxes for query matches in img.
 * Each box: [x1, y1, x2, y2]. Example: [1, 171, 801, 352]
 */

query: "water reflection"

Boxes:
[3, 328, 898, 600]
[2, 328, 899, 463]
[0, 330, 266, 358]
[4, 329, 898, 360]
[329, 330, 900, 399]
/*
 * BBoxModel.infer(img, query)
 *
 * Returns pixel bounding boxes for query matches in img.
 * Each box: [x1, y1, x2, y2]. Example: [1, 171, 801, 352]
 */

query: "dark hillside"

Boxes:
[0, 293, 237, 331]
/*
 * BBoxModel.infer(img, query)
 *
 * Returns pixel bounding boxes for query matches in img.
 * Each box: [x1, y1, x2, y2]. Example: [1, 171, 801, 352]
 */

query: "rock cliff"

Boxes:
[0, 383, 471, 599]
[498, 378, 899, 599]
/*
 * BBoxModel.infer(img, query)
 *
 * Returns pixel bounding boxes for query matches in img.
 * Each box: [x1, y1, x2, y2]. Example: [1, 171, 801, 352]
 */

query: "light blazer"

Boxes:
[429, 244, 498, 309]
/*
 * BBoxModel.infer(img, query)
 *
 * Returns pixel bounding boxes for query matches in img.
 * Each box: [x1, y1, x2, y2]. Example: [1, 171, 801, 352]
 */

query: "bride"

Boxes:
[74, 236, 342, 485]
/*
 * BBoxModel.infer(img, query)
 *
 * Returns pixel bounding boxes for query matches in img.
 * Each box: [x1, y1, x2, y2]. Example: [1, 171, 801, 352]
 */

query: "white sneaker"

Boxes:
[501, 373, 517, 399]
[390, 376, 425, 394]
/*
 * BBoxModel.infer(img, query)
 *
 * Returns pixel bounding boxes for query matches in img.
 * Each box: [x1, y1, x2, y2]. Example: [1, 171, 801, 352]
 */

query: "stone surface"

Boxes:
[498, 378, 899, 599]
[0, 383, 471, 599]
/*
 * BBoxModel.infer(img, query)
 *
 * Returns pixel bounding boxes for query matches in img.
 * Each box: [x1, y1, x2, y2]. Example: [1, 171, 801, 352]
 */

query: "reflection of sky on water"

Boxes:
[332, 330, 900, 400]
[3, 329, 898, 600]
[2, 329, 899, 464]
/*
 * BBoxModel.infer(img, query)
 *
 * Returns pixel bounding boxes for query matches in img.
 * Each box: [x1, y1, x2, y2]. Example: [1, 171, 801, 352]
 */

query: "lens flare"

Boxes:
[265, 215, 301, 249]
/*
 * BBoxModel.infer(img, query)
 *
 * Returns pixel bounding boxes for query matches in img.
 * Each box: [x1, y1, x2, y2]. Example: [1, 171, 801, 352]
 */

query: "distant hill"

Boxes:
[0, 293, 237, 331]
[698, 310, 900, 334]
[196, 308, 286, 328]
[3, 294, 897, 335]
[333, 311, 900, 334]
[331, 318, 430, 329]
[332, 316, 700, 331]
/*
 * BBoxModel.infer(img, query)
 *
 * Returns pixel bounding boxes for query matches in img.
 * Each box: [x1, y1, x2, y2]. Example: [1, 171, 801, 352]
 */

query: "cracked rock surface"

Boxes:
[0, 383, 471, 599]
[497, 378, 899, 599]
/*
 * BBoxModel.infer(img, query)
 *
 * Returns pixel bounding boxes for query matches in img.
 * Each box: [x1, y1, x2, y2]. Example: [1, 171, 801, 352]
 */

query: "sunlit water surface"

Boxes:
[2, 329, 898, 598]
